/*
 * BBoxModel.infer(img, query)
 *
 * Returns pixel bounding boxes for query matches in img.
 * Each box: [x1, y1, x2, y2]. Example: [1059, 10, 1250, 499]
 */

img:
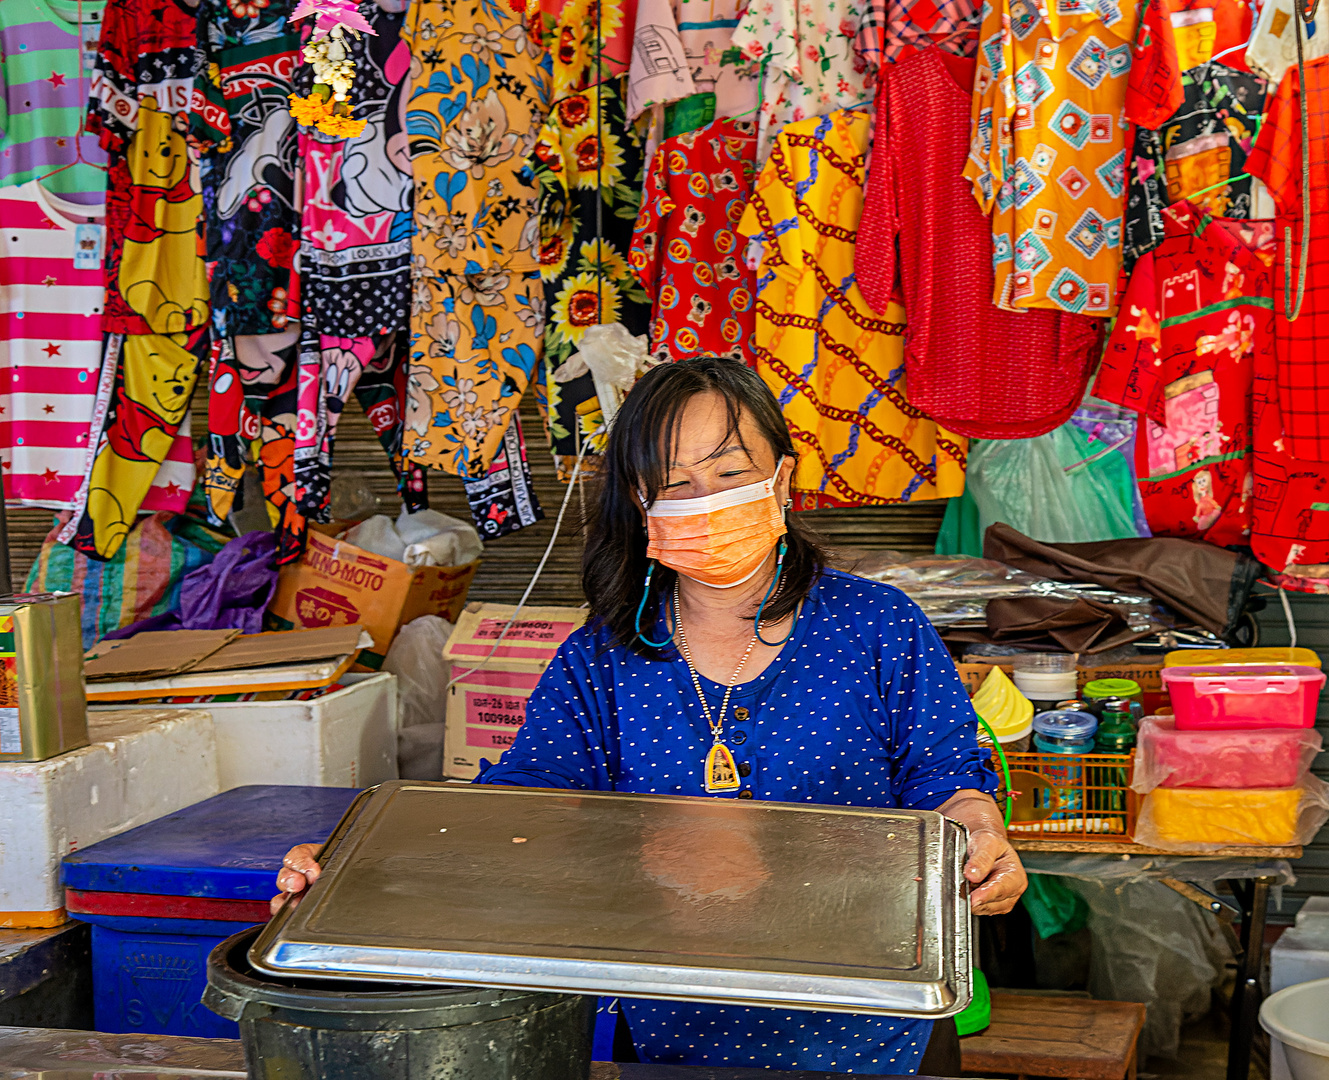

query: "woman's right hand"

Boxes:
[270, 843, 322, 916]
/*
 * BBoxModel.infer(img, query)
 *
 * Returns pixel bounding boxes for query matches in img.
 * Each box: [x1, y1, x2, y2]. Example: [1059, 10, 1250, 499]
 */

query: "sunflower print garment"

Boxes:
[535, 75, 651, 473]
[402, 0, 549, 477]
[737, 109, 967, 505]
[534, 0, 636, 100]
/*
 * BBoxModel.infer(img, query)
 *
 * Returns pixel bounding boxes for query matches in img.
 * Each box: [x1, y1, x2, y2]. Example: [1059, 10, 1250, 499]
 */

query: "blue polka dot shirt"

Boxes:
[478, 568, 997, 1073]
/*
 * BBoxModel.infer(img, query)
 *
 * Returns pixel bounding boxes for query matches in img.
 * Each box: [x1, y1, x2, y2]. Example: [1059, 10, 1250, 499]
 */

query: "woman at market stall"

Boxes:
[274, 356, 1027, 1073]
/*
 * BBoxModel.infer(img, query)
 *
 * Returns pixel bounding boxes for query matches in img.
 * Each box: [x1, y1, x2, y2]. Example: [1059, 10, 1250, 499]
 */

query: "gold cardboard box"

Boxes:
[0, 593, 87, 762]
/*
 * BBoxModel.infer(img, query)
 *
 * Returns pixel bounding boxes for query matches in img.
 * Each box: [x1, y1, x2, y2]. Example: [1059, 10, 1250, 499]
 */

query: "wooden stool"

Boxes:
[960, 993, 1147, 1080]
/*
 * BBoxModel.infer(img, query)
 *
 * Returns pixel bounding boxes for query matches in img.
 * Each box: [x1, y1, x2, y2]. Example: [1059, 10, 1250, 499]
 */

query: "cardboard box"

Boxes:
[267, 530, 480, 670]
[440, 603, 587, 780]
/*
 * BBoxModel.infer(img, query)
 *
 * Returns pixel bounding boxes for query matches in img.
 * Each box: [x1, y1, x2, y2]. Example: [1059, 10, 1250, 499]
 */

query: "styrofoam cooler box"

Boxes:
[0, 709, 219, 927]
[93, 672, 398, 790]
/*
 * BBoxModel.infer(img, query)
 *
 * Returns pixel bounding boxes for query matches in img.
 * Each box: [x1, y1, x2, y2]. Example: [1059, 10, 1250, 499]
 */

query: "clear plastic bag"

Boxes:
[1059, 876, 1234, 1059]
[383, 615, 454, 781]
[343, 509, 483, 568]
[1134, 775, 1329, 851]
[1132, 717, 1324, 792]
[961, 415, 1147, 546]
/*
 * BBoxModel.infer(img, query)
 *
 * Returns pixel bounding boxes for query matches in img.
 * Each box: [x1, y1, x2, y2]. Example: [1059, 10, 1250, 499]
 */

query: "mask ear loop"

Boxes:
[634, 560, 677, 648]
[754, 537, 796, 647]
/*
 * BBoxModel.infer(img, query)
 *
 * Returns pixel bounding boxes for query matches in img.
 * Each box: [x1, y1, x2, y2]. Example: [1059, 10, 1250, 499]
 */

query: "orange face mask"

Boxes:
[643, 464, 787, 588]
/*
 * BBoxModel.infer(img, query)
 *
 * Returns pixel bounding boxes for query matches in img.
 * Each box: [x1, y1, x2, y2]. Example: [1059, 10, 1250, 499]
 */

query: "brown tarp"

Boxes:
[982, 522, 1262, 637]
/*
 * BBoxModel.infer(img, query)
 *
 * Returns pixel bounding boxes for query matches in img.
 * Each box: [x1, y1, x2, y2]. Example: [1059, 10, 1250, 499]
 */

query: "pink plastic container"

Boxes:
[1160, 665, 1325, 730]
[1134, 717, 1323, 790]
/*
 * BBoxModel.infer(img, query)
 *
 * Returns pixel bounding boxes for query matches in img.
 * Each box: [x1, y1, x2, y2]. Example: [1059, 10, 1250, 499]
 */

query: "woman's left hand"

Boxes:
[937, 789, 1028, 916]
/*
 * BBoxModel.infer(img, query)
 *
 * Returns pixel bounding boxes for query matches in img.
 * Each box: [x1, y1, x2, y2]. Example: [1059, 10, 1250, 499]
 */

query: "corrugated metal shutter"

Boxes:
[1254, 594, 1329, 911]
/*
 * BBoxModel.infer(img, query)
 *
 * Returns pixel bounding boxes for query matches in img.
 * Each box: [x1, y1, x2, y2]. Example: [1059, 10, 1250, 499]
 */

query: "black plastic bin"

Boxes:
[204, 927, 594, 1080]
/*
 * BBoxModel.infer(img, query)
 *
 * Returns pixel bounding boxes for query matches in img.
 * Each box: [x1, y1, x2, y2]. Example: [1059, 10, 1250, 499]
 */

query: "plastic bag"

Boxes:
[395, 508, 483, 567]
[1132, 717, 1324, 792]
[1060, 876, 1233, 1059]
[1134, 776, 1329, 851]
[343, 509, 483, 568]
[25, 512, 226, 649]
[383, 615, 453, 781]
[957, 412, 1148, 547]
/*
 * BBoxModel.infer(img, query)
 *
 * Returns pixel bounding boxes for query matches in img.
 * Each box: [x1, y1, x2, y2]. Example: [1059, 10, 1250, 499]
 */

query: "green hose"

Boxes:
[976, 714, 1014, 827]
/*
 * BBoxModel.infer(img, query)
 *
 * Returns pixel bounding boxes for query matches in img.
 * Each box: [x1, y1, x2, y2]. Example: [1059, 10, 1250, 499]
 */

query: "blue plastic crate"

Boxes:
[63, 785, 361, 899]
[91, 923, 238, 1038]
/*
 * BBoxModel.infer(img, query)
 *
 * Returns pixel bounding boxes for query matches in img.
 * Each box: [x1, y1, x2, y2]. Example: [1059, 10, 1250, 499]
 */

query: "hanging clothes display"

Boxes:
[0, 0, 107, 204]
[1123, 63, 1267, 272]
[87, 0, 207, 338]
[625, 0, 758, 128]
[461, 413, 545, 539]
[1251, 341, 1329, 570]
[536, 74, 650, 474]
[400, 0, 547, 479]
[731, 0, 869, 163]
[0, 181, 105, 507]
[295, 2, 411, 341]
[738, 107, 966, 505]
[192, 0, 301, 338]
[857, 49, 1100, 438]
[1246, 54, 1329, 461]
[1095, 201, 1274, 545]
[965, 0, 1137, 316]
[1247, 0, 1329, 85]
[629, 117, 758, 365]
[854, 0, 978, 76]
[59, 329, 208, 557]
[536, 0, 637, 99]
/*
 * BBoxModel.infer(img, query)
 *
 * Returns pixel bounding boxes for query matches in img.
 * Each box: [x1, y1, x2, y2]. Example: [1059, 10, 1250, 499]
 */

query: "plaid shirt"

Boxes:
[854, 0, 978, 73]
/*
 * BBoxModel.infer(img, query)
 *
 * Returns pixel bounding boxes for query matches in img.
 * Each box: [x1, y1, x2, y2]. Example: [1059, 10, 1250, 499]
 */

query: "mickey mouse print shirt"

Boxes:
[966, 0, 1138, 316]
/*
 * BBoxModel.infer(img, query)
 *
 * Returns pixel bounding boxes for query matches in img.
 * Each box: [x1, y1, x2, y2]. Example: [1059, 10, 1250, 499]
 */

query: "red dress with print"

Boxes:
[630, 118, 758, 367]
[855, 49, 1100, 439]
[1095, 201, 1273, 546]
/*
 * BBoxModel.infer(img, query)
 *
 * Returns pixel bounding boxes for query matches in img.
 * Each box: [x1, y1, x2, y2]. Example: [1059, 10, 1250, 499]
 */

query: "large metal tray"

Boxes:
[251, 782, 972, 1017]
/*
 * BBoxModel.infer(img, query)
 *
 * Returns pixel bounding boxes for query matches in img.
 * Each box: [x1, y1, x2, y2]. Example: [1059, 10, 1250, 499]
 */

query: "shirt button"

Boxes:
[734, 707, 749, 721]
[737, 789, 753, 799]
[731, 730, 747, 745]
[737, 762, 751, 777]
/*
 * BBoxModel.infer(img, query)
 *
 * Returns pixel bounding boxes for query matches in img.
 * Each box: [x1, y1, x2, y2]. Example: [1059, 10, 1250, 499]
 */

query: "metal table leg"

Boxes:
[1226, 876, 1275, 1080]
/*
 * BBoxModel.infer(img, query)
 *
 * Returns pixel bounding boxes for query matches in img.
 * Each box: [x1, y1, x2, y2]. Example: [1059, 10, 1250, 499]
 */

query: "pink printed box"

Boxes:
[441, 603, 587, 779]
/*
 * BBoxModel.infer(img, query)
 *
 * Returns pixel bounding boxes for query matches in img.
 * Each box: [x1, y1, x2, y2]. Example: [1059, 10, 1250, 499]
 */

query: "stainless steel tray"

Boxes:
[251, 782, 972, 1017]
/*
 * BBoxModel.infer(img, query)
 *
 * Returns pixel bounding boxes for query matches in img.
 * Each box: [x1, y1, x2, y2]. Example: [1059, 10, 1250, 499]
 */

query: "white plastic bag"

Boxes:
[343, 514, 406, 562]
[383, 615, 454, 780]
[395, 508, 483, 568]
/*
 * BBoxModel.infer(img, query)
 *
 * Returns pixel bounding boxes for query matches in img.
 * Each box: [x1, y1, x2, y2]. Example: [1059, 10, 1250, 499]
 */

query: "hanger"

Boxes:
[1284, 10, 1312, 321]
[34, 0, 107, 188]
[731, 56, 770, 120]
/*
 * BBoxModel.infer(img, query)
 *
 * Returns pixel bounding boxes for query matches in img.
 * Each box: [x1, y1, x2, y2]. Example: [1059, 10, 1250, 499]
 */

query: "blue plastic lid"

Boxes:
[1032, 709, 1099, 741]
[62, 785, 361, 900]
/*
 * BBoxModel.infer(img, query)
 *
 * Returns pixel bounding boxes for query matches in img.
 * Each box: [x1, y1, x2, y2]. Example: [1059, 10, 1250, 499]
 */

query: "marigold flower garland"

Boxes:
[287, 0, 376, 138]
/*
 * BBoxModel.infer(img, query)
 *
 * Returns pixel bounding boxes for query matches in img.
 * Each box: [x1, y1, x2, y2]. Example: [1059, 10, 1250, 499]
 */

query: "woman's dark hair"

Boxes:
[582, 356, 827, 656]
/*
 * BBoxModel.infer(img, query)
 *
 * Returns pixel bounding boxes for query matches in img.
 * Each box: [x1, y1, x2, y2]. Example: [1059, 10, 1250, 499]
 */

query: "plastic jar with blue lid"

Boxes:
[1032, 709, 1099, 814]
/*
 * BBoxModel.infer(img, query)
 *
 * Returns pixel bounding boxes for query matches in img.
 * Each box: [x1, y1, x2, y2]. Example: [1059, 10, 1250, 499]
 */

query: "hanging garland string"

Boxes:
[287, 0, 376, 137]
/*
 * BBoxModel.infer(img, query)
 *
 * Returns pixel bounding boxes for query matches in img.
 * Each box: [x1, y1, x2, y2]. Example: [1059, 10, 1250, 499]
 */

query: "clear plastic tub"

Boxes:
[1012, 654, 1079, 704]
[1160, 665, 1325, 730]
[1133, 717, 1323, 791]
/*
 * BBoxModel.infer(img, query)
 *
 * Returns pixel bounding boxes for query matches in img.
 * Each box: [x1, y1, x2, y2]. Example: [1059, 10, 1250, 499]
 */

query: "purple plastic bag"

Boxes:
[107, 532, 279, 638]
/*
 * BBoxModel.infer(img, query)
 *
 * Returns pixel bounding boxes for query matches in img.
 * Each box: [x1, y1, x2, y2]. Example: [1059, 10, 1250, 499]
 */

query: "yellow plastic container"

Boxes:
[1145, 786, 1303, 845]
[1163, 647, 1321, 669]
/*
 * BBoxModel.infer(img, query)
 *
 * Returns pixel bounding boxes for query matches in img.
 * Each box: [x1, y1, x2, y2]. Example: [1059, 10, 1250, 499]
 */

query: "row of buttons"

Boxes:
[733, 708, 752, 796]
